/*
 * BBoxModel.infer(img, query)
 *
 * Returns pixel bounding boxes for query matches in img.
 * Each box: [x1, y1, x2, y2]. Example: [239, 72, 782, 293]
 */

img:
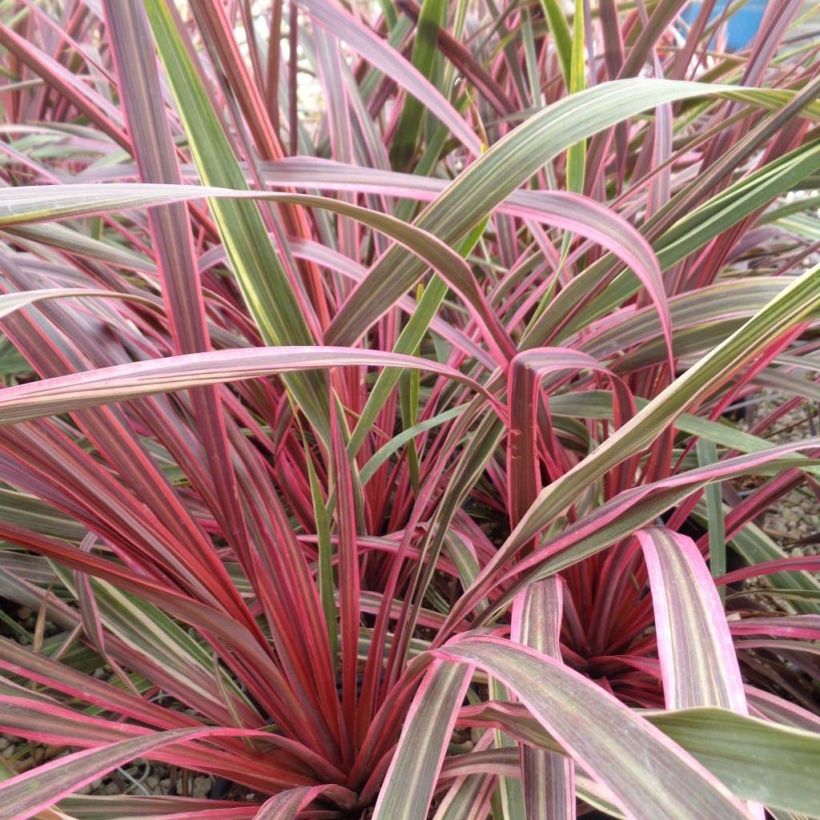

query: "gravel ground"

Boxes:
[742, 395, 819, 556]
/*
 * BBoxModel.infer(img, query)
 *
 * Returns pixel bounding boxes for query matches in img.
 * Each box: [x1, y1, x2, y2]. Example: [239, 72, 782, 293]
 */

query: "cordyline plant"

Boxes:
[0, 0, 818, 816]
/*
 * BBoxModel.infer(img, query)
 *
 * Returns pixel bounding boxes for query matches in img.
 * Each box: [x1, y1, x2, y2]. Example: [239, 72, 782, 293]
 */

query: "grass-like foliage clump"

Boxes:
[0, 0, 818, 817]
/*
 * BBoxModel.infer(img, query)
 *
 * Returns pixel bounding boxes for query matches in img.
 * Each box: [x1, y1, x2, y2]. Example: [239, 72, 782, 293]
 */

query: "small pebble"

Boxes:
[192, 776, 210, 797]
[742, 395, 818, 558]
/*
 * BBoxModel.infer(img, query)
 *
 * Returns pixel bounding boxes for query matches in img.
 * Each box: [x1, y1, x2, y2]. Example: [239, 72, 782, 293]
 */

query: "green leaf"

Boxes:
[305, 452, 337, 658]
[538, 0, 572, 84]
[359, 405, 466, 485]
[373, 660, 471, 820]
[437, 637, 748, 819]
[637, 528, 745, 712]
[390, 0, 448, 169]
[565, 0, 586, 195]
[142, 0, 329, 439]
[328, 79, 749, 346]
[650, 709, 820, 816]
[697, 438, 727, 600]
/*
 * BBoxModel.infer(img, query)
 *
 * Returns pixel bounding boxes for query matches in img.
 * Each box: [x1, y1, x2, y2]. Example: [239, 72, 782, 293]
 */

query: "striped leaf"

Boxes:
[325, 79, 769, 346]
[142, 0, 329, 439]
[373, 660, 471, 820]
[512, 578, 575, 819]
[0, 347, 492, 427]
[0, 288, 153, 319]
[437, 637, 749, 819]
[0, 727, 271, 818]
[636, 527, 747, 712]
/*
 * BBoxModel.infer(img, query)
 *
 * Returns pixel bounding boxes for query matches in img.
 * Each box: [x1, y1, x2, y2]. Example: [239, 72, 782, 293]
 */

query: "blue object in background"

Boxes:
[681, 0, 768, 50]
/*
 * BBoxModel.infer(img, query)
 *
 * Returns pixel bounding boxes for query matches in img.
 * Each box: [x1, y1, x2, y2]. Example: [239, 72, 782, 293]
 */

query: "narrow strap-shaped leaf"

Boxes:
[718, 556, 820, 586]
[142, 0, 329, 439]
[0, 23, 128, 150]
[636, 527, 747, 713]
[0, 727, 277, 818]
[103, 0, 210, 359]
[436, 637, 749, 819]
[359, 405, 466, 485]
[0, 346, 494, 426]
[104, 0, 251, 574]
[59, 795, 254, 818]
[255, 784, 357, 818]
[0, 693, 327, 788]
[390, 0, 448, 169]
[538, 0, 572, 84]
[507, 348, 635, 528]
[394, 0, 514, 117]
[488, 672, 526, 820]
[2, 222, 154, 273]
[433, 734, 497, 820]
[0, 635, 194, 729]
[373, 660, 472, 820]
[649, 709, 820, 817]
[72, 534, 136, 694]
[565, 0, 586, 196]
[189, 0, 330, 331]
[618, 0, 690, 79]
[326, 79, 742, 346]
[0, 288, 153, 318]
[512, 578, 575, 819]
[331, 404, 360, 745]
[299, 0, 481, 157]
[305, 450, 337, 657]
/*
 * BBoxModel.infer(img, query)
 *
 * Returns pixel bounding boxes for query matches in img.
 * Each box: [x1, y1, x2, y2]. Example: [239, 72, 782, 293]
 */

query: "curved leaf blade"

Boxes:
[436, 637, 749, 820]
[327, 78, 743, 346]
[373, 660, 471, 820]
[0, 727, 264, 818]
[637, 527, 747, 713]
[0, 346, 493, 427]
